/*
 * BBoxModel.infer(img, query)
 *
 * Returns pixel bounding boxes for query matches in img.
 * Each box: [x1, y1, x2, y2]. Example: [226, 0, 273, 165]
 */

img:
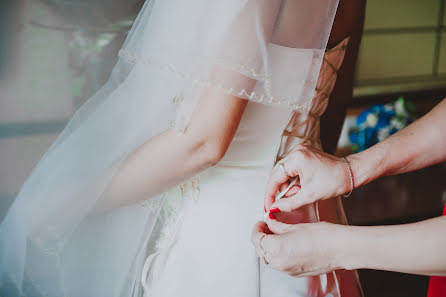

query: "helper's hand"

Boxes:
[251, 219, 343, 277]
[264, 145, 352, 213]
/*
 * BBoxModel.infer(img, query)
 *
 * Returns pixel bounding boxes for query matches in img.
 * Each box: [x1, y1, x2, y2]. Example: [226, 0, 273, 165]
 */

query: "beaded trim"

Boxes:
[118, 49, 312, 113]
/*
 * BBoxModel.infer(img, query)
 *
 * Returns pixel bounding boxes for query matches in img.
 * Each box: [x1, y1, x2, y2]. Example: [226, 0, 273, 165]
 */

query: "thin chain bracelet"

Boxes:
[342, 157, 354, 197]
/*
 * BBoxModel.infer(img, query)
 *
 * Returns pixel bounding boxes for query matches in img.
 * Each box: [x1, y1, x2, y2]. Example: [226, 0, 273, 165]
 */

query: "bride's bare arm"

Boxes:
[96, 88, 248, 211]
[96, 1, 286, 212]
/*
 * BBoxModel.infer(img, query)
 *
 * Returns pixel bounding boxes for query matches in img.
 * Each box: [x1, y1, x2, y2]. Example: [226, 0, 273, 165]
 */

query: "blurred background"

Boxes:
[0, 0, 445, 296]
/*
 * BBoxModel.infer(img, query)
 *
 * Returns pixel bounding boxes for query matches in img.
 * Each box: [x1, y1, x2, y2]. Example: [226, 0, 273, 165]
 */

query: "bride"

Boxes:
[0, 0, 364, 296]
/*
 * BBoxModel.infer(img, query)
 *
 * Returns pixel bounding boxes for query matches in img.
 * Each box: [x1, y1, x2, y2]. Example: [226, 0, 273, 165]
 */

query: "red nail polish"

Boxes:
[269, 212, 276, 220]
[270, 208, 280, 214]
[264, 206, 267, 213]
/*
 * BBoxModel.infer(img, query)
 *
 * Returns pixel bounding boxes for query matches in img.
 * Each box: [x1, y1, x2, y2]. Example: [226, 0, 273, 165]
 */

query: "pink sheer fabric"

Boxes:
[271, 38, 364, 297]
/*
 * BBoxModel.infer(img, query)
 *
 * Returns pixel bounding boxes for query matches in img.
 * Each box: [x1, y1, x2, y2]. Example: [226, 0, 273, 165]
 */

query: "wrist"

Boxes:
[340, 156, 354, 197]
[345, 152, 369, 189]
[347, 141, 391, 188]
[330, 224, 366, 271]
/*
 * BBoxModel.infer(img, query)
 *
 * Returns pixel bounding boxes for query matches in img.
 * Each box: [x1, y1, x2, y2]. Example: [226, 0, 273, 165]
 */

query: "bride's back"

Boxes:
[218, 102, 292, 168]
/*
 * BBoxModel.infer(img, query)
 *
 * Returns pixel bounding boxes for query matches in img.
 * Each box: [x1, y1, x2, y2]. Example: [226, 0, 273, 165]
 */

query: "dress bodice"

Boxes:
[219, 38, 349, 169]
[218, 102, 292, 168]
[277, 37, 349, 159]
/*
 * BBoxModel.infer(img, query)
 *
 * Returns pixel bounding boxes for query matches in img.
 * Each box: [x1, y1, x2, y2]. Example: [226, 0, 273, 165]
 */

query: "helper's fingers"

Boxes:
[271, 190, 314, 212]
[251, 221, 267, 257]
[266, 217, 297, 234]
[251, 221, 280, 262]
[264, 165, 292, 211]
[279, 181, 290, 193]
[251, 221, 267, 244]
[279, 183, 301, 198]
[257, 233, 279, 258]
[283, 185, 300, 197]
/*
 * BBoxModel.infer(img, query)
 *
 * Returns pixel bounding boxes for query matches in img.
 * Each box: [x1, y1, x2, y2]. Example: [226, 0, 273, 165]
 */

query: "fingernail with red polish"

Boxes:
[269, 212, 276, 220]
[270, 208, 280, 214]
[264, 206, 267, 213]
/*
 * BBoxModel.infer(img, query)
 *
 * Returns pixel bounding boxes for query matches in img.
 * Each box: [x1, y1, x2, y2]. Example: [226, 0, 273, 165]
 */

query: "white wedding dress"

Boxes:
[0, 1, 363, 296]
[142, 38, 363, 297]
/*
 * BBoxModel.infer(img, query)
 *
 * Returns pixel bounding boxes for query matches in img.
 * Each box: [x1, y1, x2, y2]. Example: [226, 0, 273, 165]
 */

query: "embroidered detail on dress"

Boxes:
[141, 176, 200, 295]
[139, 196, 168, 210]
[171, 93, 184, 104]
[179, 176, 200, 203]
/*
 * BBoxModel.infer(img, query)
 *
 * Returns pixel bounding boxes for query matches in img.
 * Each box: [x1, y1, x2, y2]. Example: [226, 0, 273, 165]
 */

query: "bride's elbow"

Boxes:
[196, 139, 228, 167]
[183, 128, 231, 167]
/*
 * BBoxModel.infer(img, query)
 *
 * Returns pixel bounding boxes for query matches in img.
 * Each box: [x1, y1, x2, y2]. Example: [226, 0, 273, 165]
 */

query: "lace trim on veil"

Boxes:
[118, 49, 313, 113]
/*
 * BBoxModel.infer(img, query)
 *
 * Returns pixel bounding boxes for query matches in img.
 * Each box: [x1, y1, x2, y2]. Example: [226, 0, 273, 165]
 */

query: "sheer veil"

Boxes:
[0, 0, 338, 296]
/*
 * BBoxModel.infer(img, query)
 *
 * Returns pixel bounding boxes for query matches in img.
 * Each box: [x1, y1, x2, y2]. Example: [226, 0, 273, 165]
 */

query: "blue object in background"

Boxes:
[349, 97, 417, 152]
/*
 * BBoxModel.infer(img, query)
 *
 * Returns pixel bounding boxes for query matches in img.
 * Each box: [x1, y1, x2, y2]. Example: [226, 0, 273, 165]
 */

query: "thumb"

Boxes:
[266, 218, 297, 235]
[271, 189, 314, 212]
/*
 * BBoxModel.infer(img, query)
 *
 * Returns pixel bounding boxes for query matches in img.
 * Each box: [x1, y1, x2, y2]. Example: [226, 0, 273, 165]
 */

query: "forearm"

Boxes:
[97, 128, 219, 211]
[95, 87, 247, 211]
[347, 98, 446, 188]
[335, 216, 446, 276]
